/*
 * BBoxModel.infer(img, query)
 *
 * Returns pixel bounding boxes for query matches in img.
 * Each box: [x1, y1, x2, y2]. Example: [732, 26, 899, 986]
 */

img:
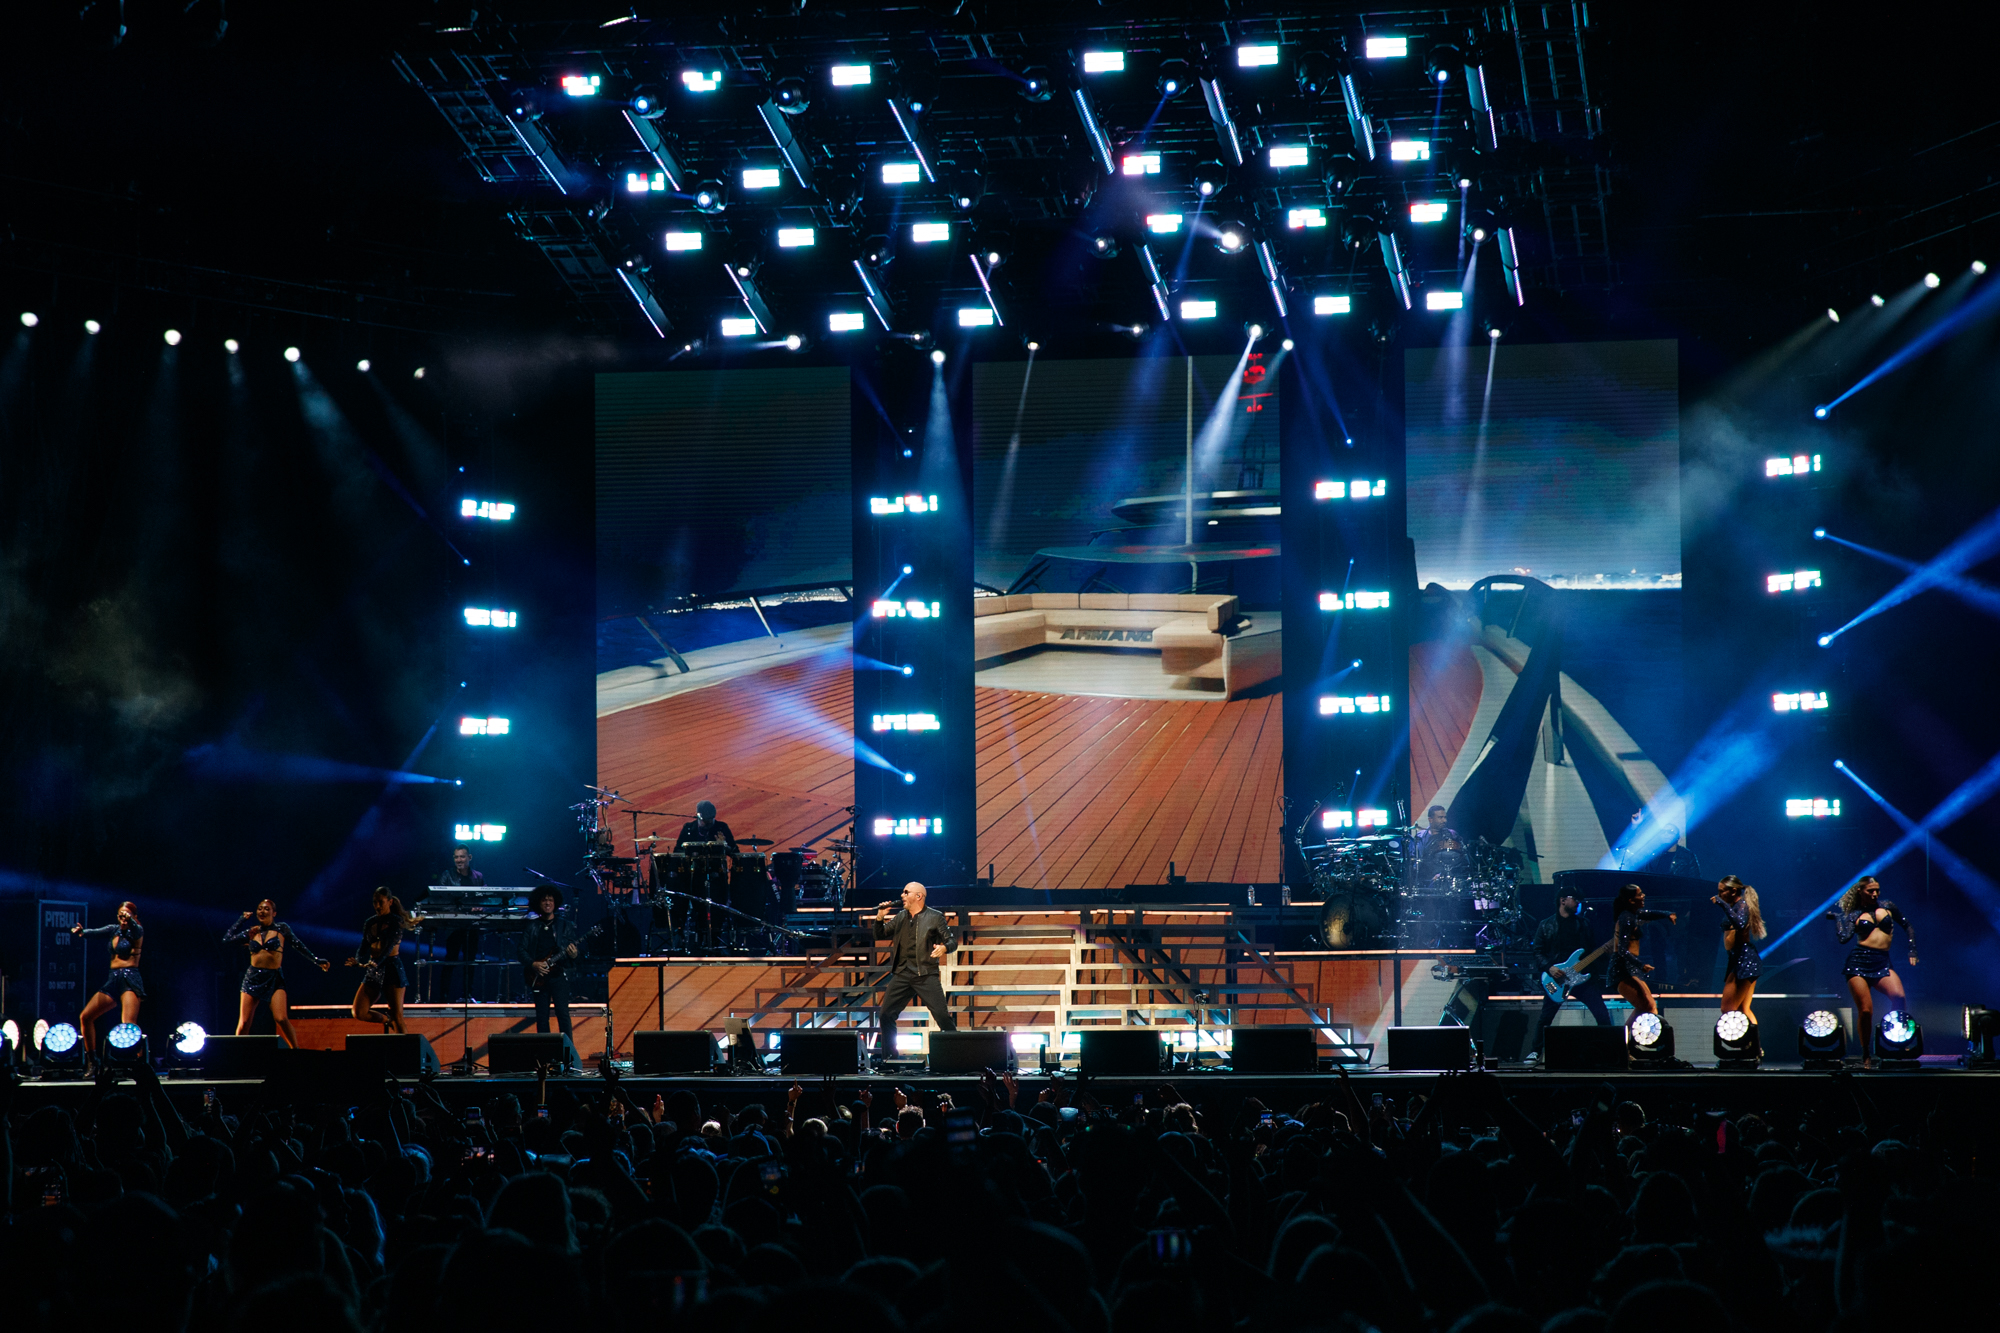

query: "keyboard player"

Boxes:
[435, 842, 484, 999]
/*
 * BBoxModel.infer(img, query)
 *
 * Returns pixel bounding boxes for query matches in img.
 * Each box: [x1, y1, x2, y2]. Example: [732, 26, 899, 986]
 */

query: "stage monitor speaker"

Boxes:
[1079, 1029, 1163, 1076]
[1230, 1027, 1318, 1073]
[344, 1033, 441, 1078]
[927, 1030, 1012, 1073]
[1386, 1026, 1474, 1071]
[488, 1032, 579, 1074]
[1544, 1024, 1628, 1072]
[779, 1030, 860, 1075]
[634, 1030, 720, 1074]
[196, 1034, 286, 1080]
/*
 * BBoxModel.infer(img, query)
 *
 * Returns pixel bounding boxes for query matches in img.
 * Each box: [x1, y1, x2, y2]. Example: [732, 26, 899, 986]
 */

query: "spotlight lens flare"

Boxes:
[163, 329, 182, 346]
[224, 338, 239, 353]
[284, 347, 301, 362]
[930, 349, 946, 365]
[20, 312, 38, 327]
[1813, 405, 1828, 419]
[85, 319, 101, 334]
[1924, 272, 1941, 288]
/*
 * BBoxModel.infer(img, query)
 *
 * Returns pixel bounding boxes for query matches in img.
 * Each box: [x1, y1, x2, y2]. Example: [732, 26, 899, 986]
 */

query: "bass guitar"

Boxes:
[1540, 941, 1614, 1004]
[527, 923, 604, 992]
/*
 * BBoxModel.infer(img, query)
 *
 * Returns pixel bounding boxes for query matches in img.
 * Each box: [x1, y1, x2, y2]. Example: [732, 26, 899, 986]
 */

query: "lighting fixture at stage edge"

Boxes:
[173, 1022, 207, 1056]
[1879, 1009, 1923, 1060]
[1800, 1009, 1846, 1066]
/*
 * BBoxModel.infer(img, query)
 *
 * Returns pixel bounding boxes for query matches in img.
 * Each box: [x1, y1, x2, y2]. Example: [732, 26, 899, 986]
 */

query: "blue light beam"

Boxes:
[1814, 268, 2000, 417]
[1818, 503, 2000, 645]
[1765, 743, 2000, 953]
[1816, 528, 2000, 621]
[1833, 760, 2000, 921]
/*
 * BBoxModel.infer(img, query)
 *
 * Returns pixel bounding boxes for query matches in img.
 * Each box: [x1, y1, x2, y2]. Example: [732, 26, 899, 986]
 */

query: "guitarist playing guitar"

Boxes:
[1528, 890, 1616, 1061]
[519, 886, 598, 1063]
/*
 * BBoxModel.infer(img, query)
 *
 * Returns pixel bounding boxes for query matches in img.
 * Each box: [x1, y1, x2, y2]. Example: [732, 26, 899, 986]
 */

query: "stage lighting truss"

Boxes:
[1315, 479, 1385, 499]
[1319, 591, 1391, 611]
[873, 816, 944, 837]
[871, 714, 940, 732]
[1771, 691, 1828, 712]
[454, 823, 507, 842]
[1765, 569, 1821, 594]
[173, 1022, 207, 1056]
[1318, 694, 1390, 715]
[1784, 799, 1841, 818]
[1765, 454, 1822, 477]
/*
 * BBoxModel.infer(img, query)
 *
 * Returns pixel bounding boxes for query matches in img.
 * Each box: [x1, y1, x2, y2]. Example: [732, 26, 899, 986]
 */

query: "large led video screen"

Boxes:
[1404, 339, 1684, 883]
[595, 368, 855, 892]
[970, 352, 1284, 891]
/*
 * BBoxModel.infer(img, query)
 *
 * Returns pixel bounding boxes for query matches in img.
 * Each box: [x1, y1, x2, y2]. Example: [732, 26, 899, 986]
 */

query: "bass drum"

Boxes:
[1318, 887, 1390, 948]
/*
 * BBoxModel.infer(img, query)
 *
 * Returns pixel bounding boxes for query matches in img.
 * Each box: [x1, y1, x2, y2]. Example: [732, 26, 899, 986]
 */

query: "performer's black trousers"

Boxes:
[533, 974, 574, 1046]
[1532, 985, 1614, 1053]
[878, 970, 956, 1050]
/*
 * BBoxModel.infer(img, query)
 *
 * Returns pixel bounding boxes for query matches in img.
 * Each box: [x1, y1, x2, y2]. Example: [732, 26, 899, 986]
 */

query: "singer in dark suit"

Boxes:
[872, 881, 958, 1058]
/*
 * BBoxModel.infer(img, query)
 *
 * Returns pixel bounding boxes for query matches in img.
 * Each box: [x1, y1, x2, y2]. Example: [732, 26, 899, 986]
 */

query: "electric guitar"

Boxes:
[1540, 941, 1614, 1003]
[526, 923, 603, 991]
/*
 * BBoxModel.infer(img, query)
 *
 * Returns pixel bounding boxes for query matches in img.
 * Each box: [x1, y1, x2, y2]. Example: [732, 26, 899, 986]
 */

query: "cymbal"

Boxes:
[789, 845, 818, 854]
[679, 841, 731, 851]
[737, 836, 775, 847]
[826, 839, 857, 851]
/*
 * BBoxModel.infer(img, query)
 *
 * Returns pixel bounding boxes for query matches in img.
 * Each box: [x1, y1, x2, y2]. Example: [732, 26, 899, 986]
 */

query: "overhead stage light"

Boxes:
[1924, 271, 1941, 288]
[1314, 295, 1352, 315]
[454, 823, 507, 842]
[224, 338, 239, 353]
[683, 70, 721, 93]
[1714, 1011, 1760, 1067]
[85, 319, 101, 334]
[720, 317, 758, 337]
[1268, 145, 1309, 168]
[830, 64, 872, 86]
[19, 312, 38, 327]
[930, 349, 946, 365]
[1410, 202, 1448, 223]
[911, 222, 950, 243]
[1365, 36, 1408, 58]
[1180, 299, 1217, 320]
[1288, 208, 1326, 228]
[1215, 224, 1247, 253]
[1157, 59, 1191, 97]
[1389, 139, 1430, 162]
[1871, 294, 1885, 306]
[664, 231, 702, 252]
[957, 307, 995, 327]
[357, 359, 371, 372]
[829, 311, 866, 333]
[692, 181, 727, 213]
[1083, 51, 1125, 74]
[1784, 798, 1840, 818]
[1974, 260, 1989, 275]
[284, 346, 301, 362]
[1121, 152, 1161, 175]
[742, 168, 781, 190]
[777, 227, 815, 248]
[1426, 291, 1464, 311]
[881, 162, 921, 184]
[164, 329, 182, 346]
[1236, 45, 1280, 67]
[1827, 308, 1840, 323]
[464, 607, 518, 627]
[1146, 213, 1183, 234]
[561, 74, 601, 97]
[1800, 1009, 1846, 1068]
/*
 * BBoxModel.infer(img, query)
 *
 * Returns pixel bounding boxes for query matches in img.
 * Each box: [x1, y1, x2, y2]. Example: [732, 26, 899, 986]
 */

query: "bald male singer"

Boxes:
[872, 881, 958, 1063]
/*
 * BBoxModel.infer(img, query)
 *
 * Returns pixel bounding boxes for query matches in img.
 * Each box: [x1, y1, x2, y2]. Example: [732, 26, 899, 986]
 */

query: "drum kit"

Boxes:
[571, 785, 848, 955]
[1293, 808, 1531, 950]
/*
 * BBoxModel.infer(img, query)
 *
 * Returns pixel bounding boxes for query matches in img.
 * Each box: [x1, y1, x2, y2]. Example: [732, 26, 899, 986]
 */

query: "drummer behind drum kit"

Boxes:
[1294, 810, 1531, 951]
[572, 785, 853, 956]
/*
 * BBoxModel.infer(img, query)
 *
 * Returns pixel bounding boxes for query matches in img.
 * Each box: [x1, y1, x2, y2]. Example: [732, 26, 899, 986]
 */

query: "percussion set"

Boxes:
[571, 785, 850, 955]
[1293, 808, 1531, 950]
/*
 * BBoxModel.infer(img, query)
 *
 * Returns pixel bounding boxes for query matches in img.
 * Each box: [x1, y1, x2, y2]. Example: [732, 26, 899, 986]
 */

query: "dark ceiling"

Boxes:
[4, 1, 1998, 381]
